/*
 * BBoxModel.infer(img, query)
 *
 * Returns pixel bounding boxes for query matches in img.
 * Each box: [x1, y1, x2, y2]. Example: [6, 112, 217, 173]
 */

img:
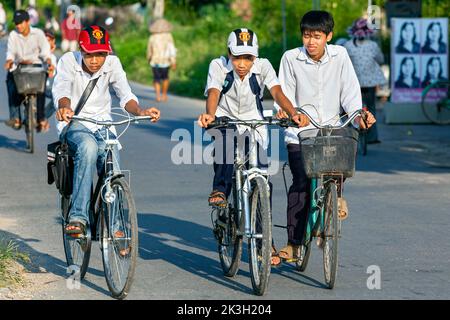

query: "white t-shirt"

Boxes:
[204, 57, 280, 149]
[275, 45, 362, 145]
[52, 52, 138, 136]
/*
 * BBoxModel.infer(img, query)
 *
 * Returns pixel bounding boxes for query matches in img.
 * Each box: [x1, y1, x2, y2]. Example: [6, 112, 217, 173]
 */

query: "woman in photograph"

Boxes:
[421, 57, 448, 88]
[395, 57, 420, 88]
[422, 22, 447, 54]
[396, 22, 421, 54]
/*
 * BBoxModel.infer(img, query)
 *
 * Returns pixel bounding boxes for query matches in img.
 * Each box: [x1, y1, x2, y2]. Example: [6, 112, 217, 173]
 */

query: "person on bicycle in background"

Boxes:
[274, 11, 376, 262]
[197, 28, 309, 265]
[43, 29, 58, 128]
[4, 9, 54, 132]
[54, 25, 161, 235]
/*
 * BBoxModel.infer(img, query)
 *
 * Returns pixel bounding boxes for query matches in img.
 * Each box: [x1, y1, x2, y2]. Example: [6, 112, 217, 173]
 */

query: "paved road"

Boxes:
[1, 38, 450, 300]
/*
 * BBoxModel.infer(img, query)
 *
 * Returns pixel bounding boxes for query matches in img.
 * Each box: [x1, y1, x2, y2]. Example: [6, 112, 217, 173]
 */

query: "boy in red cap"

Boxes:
[53, 25, 161, 235]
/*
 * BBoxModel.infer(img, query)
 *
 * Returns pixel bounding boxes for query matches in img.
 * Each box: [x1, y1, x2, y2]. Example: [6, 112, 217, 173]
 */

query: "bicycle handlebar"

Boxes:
[206, 117, 294, 130]
[297, 109, 363, 129]
[206, 109, 363, 130]
[70, 115, 154, 126]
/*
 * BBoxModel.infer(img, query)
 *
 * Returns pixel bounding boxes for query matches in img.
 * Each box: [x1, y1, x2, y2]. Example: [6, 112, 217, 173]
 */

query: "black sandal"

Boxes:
[64, 221, 86, 236]
[208, 190, 227, 208]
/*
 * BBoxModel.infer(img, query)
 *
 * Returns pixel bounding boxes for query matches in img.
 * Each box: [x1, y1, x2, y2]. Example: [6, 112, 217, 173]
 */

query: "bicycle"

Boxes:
[12, 64, 47, 153]
[282, 109, 362, 289]
[207, 117, 293, 296]
[60, 114, 153, 299]
[421, 80, 450, 125]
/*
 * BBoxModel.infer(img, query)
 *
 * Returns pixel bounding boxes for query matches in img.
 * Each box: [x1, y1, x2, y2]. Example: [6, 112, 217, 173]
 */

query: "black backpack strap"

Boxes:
[61, 76, 101, 142]
[73, 76, 100, 115]
[220, 71, 234, 97]
[249, 73, 264, 117]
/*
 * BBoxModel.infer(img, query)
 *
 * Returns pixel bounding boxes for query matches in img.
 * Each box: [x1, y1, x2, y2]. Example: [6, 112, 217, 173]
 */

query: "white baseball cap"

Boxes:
[227, 28, 259, 57]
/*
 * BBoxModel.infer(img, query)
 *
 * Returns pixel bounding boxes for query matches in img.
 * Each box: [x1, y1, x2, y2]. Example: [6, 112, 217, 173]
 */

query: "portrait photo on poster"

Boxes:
[394, 55, 421, 88]
[421, 18, 448, 54]
[395, 19, 421, 54]
[421, 55, 448, 88]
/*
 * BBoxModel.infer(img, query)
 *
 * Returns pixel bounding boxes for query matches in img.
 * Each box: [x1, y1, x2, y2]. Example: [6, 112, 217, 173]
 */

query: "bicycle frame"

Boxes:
[234, 132, 270, 240]
[89, 127, 125, 239]
[303, 174, 343, 246]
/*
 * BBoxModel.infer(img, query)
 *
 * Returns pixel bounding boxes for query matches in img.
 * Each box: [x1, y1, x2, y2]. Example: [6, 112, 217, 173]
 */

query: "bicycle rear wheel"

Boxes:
[248, 180, 271, 296]
[25, 95, 36, 153]
[101, 177, 138, 300]
[61, 194, 91, 281]
[322, 182, 339, 289]
[216, 187, 243, 277]
[421, 80, 450, 125]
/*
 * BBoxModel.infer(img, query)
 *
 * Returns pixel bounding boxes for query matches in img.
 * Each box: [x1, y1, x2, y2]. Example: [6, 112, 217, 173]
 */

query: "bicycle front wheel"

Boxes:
[248, 180, 271, 296]
[61, 194, 91, 281]
[322, 182, 339, 289]
[295, 242, 311, 272]
[101, 177, 138, 300]
[421, 80, 450, 125]
[25, 95, 36, 153]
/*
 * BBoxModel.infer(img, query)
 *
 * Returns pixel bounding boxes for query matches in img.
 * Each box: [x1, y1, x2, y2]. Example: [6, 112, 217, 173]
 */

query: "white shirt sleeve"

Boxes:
[6, 32, 16, 62]
[260, 58, 280, 91]
[37, 29, 51, 62]
[110, 56, 139, 109]
[339, 49, 362, 122]
[52, 53, 75, 109]
[274, 52, 298, 111]
[204, 58, 226, 97]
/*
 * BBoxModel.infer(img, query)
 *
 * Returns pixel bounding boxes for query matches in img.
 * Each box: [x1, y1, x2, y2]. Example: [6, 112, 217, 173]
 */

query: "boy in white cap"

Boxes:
[197, 28, 309, 213]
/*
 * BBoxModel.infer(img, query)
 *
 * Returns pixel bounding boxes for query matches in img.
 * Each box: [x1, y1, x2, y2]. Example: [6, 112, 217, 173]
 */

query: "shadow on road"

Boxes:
[0, 228, 111, 298]
[137, 212, 255, 295]
[0, 132, 27, 153]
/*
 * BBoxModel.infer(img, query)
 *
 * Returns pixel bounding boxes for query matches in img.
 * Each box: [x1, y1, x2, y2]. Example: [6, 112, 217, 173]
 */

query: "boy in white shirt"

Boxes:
[54, 25, 161, 235]
[275, 11, 376, 261]
[198, 28, 309, 212]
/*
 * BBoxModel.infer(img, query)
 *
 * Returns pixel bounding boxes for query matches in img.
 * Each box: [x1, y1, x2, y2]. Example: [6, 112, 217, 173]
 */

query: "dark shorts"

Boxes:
[152, 67, 170, 82]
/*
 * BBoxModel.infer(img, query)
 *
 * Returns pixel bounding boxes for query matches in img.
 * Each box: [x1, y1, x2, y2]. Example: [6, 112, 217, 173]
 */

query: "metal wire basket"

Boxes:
[12, 64, 46, 95]
[298, 127, 359, 178]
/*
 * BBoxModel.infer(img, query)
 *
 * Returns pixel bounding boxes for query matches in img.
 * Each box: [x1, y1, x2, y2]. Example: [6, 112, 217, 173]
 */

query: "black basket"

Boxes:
[12, 64, 46, 95]
[298, 127, 358, 178]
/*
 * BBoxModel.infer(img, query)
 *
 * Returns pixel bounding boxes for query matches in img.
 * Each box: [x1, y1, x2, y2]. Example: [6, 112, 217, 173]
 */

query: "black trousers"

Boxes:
[361, 87, 378, 142]
[286, 143, 310, 245]
[212, 126, 269, 199]
[6, 71, 47, 122]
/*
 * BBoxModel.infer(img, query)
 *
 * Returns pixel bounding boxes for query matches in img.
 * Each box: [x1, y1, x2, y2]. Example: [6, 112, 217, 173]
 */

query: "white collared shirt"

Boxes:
[204, 57, 280, 148]
[275, 44, 362, 145]
[6, 27, 51, 72]
[52, 51, 139, 135]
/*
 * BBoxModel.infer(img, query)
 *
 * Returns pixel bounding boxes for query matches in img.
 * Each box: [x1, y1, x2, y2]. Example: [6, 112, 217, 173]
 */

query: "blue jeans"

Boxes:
[62, 122, 120, 225]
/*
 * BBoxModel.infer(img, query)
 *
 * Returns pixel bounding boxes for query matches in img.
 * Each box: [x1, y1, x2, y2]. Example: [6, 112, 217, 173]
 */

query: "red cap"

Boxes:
[78, 25, 112, 53]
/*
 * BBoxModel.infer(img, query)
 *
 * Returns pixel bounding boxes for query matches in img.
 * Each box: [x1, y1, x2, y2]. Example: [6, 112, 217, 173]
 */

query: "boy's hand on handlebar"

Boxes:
[56, 107, 74, 123]
[358, 110, 376, 130]
[292, 114, 310, 127]
[197, 114, 215, 128]
[140, 107, 161, 122]
[275, 109, 289, 119]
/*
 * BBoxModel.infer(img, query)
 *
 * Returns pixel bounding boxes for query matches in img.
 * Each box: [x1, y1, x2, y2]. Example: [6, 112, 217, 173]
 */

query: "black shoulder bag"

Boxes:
[47, 76, 100, 197]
